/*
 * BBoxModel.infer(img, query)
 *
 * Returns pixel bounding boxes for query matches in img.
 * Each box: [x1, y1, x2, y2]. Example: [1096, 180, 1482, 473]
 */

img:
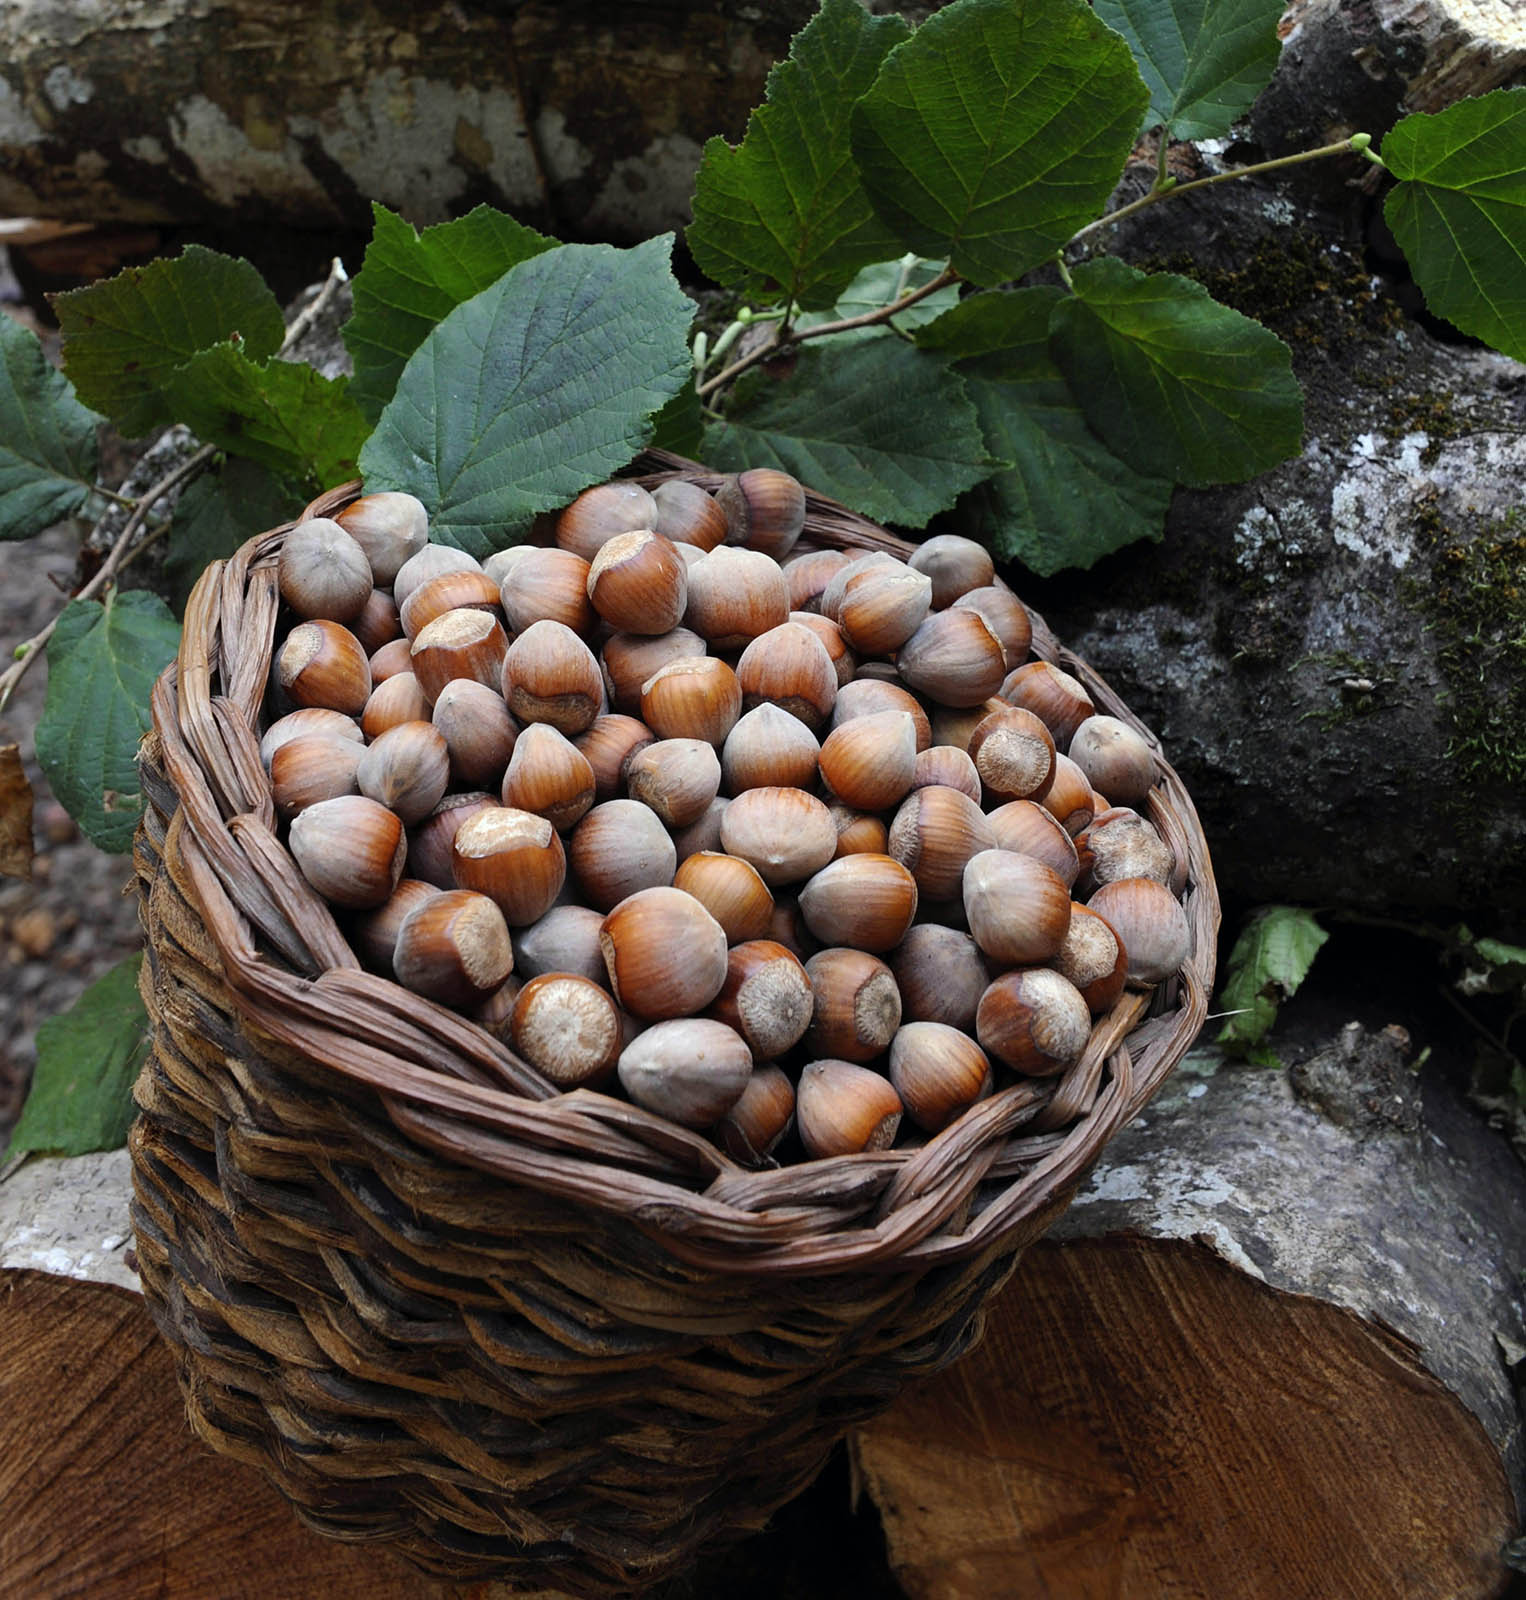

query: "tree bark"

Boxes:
[0, 0, 815, 241]
[851, 1027, 1526, 1600]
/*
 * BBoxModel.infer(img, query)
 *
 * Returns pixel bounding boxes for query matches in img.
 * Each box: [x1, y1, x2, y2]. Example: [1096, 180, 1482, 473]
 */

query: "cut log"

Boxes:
[851, 1025, 1525, 1600]
[0, 0, 816, 241]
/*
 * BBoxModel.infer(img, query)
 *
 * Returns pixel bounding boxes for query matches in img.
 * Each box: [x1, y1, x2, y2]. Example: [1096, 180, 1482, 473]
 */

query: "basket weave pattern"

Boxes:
[129, 462, 1218, 1592]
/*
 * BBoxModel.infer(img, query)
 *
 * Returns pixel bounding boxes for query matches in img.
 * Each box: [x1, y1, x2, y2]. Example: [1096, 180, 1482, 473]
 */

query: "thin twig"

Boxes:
[0, 444, 216, 711]
[277, 256, 350, 355]
[1066, 135, 1372, 253]
[0, 255, 353, 713]
[697, 266, 960, 401]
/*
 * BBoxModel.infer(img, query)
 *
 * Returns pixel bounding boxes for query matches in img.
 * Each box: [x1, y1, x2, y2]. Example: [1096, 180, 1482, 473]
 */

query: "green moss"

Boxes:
[1406, 503, 1526, 784]
[1382, 392, 1468, 464]
[1293, 650, 1400, 730]
[1141, 231, 1402, 351]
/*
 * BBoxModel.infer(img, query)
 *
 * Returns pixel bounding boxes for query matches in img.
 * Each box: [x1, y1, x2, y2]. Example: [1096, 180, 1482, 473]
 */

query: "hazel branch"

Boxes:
[697, 266, 960, 401]
[1065, 135, 1377, 254]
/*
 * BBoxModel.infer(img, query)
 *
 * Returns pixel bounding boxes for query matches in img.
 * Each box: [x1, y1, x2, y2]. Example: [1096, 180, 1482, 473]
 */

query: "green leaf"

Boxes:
[360, 238, 694, 557]
[648, 381, 705, 459]
[793, 255, 961, 344]
[850, 0, 1149, 287]
[166, 458, 299, 609]
[1049, 256, 1303, 486]
[1217, 905, 1328, 1055]
[0, 315, 102, 541]
[1093, 0, 1285, 140]
[344, 202, 557, 422]
[688, 0, 911, 310]
[920, 288, 1174, 573]
[703, 338, 993, 529]
[1383, 89, 1526, 363]
[35, 589, 181, 853]
[159, 343, 370, 489]
[6, 956, 148, 1158]
[53, 245, 285, 437]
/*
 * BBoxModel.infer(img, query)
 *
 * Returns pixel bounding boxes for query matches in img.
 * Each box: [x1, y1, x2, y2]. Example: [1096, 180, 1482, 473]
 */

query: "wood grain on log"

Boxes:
[852, 1031, 1525, 1600]
[0, 1270, 499, 1599]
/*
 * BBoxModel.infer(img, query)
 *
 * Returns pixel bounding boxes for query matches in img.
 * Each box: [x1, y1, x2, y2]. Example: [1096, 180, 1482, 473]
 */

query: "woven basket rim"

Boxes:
[143, 454, 1219, 1278]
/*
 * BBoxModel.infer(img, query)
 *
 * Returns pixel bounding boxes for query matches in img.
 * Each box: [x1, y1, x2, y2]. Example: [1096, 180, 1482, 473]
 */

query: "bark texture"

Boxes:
[851, 1029, 1526, 1599]
[0, 0, 815, 240]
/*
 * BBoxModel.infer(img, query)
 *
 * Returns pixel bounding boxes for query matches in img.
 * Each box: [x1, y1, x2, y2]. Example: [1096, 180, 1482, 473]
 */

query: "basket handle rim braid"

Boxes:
[145, 463, 1219, 1279]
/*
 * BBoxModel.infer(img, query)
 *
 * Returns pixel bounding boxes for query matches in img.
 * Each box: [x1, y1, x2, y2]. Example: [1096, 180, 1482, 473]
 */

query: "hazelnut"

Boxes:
[888, 924, 990, 1033]
[393, 888, 515, 1007]
[278, 517, 372, 622]
[1086, 878, 1191, 985]
[888, 1022, 992, 1133]
[719, 786, 838, 887]
[568, 800, 677, 911]
[510, 973, 624, 1088]
[962, 849, 1072, 965]
[451, 805, 567, 925]
[500, 620, 604, 735]
[276, 619, 371, 715]
[555, 480, 659, 561]
[356, 719, 451, 824]
[797, 854, 919, 952]
[617, 1018, 753, 1127]
[804, 947, 901, 1062]
[288, 794, 406, 909]
[499, 546, 595, 635]
[639, 656, 742, 746]
[708, 939, 814, 1060]
[796, 1061, 903, 1157]
[715, 467, 807, 560]
[586, 529, 688, 634]
[500, 722, 597, 831]
[674, 851, 775, 945]
[651, 478, 728, 551]
[334, 491, 429, 585]
[599, 886, 730, 1020]
[975, 968, 1091, 1076]
[906, 534, 994, 608]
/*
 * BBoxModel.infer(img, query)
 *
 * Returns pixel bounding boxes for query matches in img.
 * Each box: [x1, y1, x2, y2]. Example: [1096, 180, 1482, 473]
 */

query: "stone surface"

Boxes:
[1029, 170, 1526, 924]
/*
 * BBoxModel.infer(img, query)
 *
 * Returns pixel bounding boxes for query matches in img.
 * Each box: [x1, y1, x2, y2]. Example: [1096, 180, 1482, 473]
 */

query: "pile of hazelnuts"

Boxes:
[262, 468, 1191, 1165]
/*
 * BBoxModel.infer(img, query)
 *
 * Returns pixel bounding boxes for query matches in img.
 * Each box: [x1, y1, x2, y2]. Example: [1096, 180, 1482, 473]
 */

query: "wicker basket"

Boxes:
[129, 456, 1219, 1595]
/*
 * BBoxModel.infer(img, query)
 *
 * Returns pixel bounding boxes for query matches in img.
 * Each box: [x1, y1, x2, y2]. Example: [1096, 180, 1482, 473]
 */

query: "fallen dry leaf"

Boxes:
[0, 743, 35, 879]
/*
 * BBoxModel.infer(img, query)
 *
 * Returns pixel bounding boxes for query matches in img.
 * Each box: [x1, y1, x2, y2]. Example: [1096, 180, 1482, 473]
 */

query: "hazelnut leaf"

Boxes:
[850, 0, 1148, 288]
[0, 315, 102, 542]
[344, 202, 556, 423]
[919, 287, 1173, 574]
[702, 339, 993, 530]
[1093, 0, 1286, 141]
[35, 589, 180, 854]
[1383, 88, 1526, 365]
[5, 955, 148, 1159]
[156, 343, 371, 490]
[1049, 256, 1303, 487]
[687, 0, 910, 311]
[1216, 906, 1328, 1057]
[359, 237, 694, 557]
[52, 244, 284, 438]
